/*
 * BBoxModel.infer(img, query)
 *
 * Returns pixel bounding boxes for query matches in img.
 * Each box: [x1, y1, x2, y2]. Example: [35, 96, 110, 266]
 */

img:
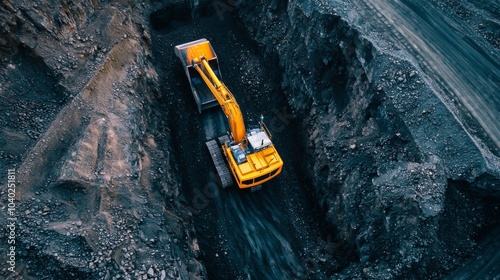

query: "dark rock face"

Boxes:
[238, 0, 499, 278]
[0, 1, 205, 279]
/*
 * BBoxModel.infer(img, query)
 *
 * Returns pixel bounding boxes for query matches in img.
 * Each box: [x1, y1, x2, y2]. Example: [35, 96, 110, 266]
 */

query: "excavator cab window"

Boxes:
[231, 145, 247, 165]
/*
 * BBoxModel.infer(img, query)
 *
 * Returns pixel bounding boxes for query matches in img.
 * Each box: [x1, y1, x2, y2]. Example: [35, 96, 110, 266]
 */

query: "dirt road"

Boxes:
[351, 0, 500, 152]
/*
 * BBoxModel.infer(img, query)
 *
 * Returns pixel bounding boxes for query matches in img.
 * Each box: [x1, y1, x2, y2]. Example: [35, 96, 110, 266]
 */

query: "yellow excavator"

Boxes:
[174, 39, 283, 191]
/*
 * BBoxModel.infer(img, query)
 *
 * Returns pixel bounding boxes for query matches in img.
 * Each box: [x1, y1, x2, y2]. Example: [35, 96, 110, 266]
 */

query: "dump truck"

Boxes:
[174, 39, 283, 191]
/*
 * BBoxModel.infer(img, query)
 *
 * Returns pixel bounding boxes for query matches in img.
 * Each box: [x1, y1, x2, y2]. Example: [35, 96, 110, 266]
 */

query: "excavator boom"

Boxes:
[192, 58, 247, 143]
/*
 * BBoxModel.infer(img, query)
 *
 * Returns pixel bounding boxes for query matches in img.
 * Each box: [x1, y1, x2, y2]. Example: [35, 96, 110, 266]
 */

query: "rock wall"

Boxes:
[0, 1, 205, 279]
[238, 0, 500, 278]
[1, 0, 498, 278]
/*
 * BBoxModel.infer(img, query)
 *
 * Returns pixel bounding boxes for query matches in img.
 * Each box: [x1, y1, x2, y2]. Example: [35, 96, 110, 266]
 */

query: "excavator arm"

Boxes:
[192, 57, 247, 144]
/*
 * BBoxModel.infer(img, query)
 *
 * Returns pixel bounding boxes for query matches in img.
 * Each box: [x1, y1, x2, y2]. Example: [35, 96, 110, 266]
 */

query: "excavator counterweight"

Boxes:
[175, 39, 283, 190]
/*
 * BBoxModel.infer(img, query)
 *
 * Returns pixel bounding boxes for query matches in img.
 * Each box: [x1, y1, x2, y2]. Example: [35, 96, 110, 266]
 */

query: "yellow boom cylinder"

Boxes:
[192, 58, 247, 144]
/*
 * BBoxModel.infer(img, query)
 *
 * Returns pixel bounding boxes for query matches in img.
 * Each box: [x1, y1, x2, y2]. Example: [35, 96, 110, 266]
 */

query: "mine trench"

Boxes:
[150, 9, 344, 280]
[1, 1, 499, 279]
[148, 2, 500, 279]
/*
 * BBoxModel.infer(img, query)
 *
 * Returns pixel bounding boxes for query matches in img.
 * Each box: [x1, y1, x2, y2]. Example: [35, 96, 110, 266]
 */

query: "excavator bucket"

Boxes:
[174, 39, 222, 113]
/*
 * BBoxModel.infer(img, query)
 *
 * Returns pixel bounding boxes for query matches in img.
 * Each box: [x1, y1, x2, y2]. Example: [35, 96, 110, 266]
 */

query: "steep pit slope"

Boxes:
[239, 0, 500, 278]
[0, 1, 205, 279]
[349, 0, 500, 153]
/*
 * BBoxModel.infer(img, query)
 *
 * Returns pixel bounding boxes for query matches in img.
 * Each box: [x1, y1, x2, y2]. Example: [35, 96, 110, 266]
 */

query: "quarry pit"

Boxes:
[0, 0, 499, 279]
